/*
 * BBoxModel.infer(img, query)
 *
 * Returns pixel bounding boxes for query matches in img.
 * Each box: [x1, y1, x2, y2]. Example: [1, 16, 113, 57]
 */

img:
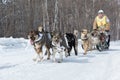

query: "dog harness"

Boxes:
[52, 41, 65, 53]
[81, 38, 88, 41]
[34, 33, 43, 42]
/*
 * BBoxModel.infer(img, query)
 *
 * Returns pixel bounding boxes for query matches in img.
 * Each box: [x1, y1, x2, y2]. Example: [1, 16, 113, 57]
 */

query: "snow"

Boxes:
[0, 37, 120, 80]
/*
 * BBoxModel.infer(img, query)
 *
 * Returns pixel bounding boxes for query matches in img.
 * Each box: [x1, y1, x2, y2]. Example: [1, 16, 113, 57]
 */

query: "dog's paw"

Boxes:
[33, 58, 37, 61]
[52, 58, 56, 62]
[65, 55, 68, 57]
[57, 61, 62, 63]
[65, 53, 69, 57]
[47, 57, 50, 60]
[83, 53, 87, 55]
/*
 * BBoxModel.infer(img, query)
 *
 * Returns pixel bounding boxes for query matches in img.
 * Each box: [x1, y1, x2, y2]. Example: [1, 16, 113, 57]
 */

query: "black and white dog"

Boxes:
[51, 31, 78, 62]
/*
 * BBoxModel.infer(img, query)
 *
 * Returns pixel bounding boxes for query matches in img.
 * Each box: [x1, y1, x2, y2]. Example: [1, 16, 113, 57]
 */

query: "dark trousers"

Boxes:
[107, 35, 110, 47]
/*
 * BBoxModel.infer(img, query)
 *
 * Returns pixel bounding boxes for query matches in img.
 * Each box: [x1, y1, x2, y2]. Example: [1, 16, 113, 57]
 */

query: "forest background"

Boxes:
[0, 0, 120, 40]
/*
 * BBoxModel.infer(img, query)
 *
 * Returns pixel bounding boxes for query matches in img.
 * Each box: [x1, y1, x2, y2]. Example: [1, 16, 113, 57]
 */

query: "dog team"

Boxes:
[28, 10, 111, 63]
[28, 26, 78, 63]
[28, 26, 109, 63]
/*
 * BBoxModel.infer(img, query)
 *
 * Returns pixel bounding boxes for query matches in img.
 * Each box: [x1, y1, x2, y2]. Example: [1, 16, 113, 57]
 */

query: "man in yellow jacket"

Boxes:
[93, 10, 110, 48]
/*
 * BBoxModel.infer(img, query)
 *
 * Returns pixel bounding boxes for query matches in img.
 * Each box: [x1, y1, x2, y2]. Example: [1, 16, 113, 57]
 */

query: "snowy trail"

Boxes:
[0, 38, 120, 80]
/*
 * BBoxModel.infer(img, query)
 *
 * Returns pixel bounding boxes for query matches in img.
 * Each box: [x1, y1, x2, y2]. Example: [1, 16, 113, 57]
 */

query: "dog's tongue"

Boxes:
[30, 40, 34, 45]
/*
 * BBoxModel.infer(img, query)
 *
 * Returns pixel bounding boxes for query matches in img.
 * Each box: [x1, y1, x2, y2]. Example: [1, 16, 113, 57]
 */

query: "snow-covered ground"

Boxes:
[0, 37, 120, 80]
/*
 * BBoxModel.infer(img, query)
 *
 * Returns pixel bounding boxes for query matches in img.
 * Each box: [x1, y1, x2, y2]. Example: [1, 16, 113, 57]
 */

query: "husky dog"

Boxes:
[81, 29, 100, 55]
[28, 29, 51, 62]
[51, 32, 65, 63]
[51, 31, 78, 62]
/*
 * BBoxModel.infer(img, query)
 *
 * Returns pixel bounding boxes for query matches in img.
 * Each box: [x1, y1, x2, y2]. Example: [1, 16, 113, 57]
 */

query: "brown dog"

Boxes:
[81, 29, 100, 55]
[28, 30, 51, 62]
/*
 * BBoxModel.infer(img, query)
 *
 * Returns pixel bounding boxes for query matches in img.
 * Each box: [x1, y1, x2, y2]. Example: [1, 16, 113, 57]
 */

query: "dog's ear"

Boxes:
[51, 30, 56, 36]
[34, 30, 39, 35]
[29, 30, 34, 35]
[30, 30, 34, 33]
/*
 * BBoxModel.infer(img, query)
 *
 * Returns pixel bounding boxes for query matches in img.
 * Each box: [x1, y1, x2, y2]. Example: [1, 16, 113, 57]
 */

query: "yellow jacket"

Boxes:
[93, 15, 110, 30]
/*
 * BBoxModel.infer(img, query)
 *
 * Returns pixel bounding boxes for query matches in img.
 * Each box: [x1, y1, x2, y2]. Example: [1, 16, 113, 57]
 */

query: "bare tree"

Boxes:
[0, 0, 120, 40]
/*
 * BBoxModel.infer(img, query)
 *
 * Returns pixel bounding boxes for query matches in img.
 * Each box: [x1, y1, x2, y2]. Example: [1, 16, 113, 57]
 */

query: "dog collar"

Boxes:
[82, 38, 88, 41]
